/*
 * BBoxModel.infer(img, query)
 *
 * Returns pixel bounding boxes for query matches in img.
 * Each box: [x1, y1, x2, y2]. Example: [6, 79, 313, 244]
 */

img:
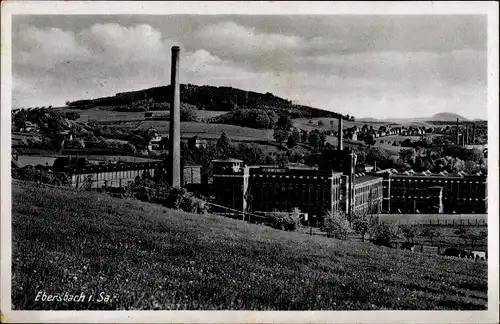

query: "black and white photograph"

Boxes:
[1, 1, 498, 323]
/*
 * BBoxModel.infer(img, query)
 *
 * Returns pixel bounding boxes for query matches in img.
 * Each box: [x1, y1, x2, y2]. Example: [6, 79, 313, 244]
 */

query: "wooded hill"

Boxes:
[67, 84, 349, 119]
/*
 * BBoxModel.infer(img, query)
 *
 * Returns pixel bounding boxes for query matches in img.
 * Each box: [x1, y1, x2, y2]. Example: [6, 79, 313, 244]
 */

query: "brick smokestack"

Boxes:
[338, 117, 343, 151]
[168, 46, 181, 187]
[455, 118, 460, 145]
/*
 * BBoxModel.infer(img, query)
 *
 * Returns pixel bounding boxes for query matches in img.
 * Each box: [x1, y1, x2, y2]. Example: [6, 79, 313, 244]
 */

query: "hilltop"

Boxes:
[67, 84, 349, 120]
[12, 181, 487, 310]
[429, 112, 468, 122]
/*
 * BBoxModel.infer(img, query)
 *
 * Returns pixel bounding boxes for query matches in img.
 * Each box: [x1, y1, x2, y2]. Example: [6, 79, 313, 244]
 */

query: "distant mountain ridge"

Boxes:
[358, 112, 473, 123]
[429, 112, 468, 121]
[67, 84, 349, 120]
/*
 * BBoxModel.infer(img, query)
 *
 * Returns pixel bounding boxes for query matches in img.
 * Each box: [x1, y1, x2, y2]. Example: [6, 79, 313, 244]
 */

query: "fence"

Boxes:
[377, 214, 487, 226]
[392, 241, 487, 257]
[389, 218, 487, 227]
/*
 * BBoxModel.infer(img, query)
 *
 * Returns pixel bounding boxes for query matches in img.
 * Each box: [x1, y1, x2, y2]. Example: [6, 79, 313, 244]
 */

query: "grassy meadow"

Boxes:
[12, 181, 487, 310]
[115, 120, 275, 141]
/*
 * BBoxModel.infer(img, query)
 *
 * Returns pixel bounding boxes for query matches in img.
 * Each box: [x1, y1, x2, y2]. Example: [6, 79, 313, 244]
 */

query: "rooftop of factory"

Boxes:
[353, 173, 384, 185]
[54, 160, 165, 174]
[374, 168, 486, 178]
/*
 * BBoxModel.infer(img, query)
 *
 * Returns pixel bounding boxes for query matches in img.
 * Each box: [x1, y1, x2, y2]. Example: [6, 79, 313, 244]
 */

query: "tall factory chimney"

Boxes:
[455, 118, 460, 145]
[472, 123, 476, 145]
[168, 46, 181, 187]
[338, 117, 343, 151]
[465, 124, 469, 145]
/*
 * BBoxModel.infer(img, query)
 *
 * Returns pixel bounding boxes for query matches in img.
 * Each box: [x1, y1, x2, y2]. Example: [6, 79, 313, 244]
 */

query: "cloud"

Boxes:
[196, 21, 302, 56]
[11, 18, 487, 119]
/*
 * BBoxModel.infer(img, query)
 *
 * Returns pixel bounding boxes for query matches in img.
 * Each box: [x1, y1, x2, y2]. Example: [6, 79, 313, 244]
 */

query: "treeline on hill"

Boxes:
[66, 84, 348, 119]
[209, 109, 280, 129]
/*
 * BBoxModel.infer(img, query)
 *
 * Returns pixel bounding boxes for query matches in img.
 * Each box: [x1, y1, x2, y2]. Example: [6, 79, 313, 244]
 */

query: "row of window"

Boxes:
[390, 196, 483, 201]
[74, 169, 154, 182]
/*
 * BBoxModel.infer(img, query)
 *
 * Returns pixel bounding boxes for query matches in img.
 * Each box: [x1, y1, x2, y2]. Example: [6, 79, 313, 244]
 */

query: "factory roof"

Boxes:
[58, 160, 164, 175]
[212, 158, 244, 163]
[374, 168, 486, 178]
[249, 166, 342, 177]
[353, 174, 383, 185]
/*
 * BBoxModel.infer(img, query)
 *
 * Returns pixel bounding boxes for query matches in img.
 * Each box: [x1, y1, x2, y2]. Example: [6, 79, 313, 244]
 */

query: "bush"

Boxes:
[180, 105, 198, 122]
[64, 111, 80, 120]
[371, 223, 399, 247]
[267, 211, 300, 231]
[321, 211, 351, 240]
[156, 187, 208, 214]
[398, 224, 418, 243]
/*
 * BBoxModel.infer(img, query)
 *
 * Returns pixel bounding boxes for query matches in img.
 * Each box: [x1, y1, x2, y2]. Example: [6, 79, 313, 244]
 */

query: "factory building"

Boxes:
[374, 169, 487, 214]
[52, 157, 201, 189]
[247, 166, 344, 226]
[210, 116, 388, 225]
[353, 174, 384, 214]
[210, 115, 486, 221]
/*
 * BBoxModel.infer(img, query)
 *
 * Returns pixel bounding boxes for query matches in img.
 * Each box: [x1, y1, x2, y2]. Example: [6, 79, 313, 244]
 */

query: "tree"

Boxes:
[464, 160, 480, 174]
[287, 128, 301, 148]
[321, 211, 351, 240]
[351, 211, 377, 242]
[419, 227, 441, 246]
[233, 143, 265, 165]
[318, 120, 325, 127]
[452, 158, 465, 173]
[217, 132, 233, 158]
[399, 148, 416, 165]
[364, 134, 376, 146]
[276, 153, 288, 168]
[399, 224, 418, 243]
[454, 226, 469, 245]
[308, 130, 325, 151]
[401, 138, 414, 147]
[272, 128, 288, 146]
[330, 120, 334, 128]
[371, 222, 399, 247]
[180, 105, 197, 122]
[276, 114, 293, 130]
[300, 130, 308, 143]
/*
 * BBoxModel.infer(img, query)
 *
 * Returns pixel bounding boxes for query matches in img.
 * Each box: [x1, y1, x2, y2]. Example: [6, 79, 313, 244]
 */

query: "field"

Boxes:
[12, 181, 487, 310]
[58, 107, 227, 123]
[113, 120, 275, 142]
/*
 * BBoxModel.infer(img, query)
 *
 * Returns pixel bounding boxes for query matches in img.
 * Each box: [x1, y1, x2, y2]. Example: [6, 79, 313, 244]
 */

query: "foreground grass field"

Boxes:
[12, 181, 487, 310]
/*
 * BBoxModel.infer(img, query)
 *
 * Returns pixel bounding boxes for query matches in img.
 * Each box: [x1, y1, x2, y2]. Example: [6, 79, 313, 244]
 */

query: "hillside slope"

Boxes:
[12, 181, 487, 310]
[66, 84, 347, 119]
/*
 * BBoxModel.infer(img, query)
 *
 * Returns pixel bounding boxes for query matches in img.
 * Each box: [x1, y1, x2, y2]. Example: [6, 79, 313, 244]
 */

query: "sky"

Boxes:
[11, 15, 487, 119]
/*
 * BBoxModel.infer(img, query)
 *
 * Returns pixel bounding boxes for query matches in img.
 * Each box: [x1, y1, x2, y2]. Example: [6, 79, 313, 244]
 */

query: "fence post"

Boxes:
[437, 245, 441, 255]
[420, 244, 423, 253]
